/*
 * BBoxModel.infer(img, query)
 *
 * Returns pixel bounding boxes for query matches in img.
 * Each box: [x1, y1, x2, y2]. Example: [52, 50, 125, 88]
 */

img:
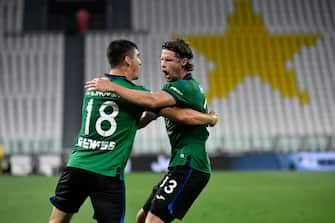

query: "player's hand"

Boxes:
[85, 78, 113, 92]
[208, 111, 218, 127]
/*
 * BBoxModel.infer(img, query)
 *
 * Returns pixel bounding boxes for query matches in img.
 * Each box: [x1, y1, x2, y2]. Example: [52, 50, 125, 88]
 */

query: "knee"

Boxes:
[136, 208, 147, 223]
[48, 207, 72, 223]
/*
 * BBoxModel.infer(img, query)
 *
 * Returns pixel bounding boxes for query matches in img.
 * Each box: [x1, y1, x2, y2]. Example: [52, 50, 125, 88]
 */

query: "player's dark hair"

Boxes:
[162, 38, 194, 72]
[107, 40, 138, 68]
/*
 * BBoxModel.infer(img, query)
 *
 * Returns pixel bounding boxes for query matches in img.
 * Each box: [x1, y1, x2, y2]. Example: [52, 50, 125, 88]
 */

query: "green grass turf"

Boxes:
[0, 171, 334, 223]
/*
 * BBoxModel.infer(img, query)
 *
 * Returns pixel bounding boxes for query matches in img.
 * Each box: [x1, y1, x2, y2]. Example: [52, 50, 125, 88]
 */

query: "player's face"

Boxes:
[129, 49, 141, 80]
[161, 49, 184, 82]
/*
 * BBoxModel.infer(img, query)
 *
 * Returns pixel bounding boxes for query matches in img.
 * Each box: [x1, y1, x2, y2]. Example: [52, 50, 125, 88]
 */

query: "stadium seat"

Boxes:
[0, 34, 64, 154]
[1, 0, 334, 155]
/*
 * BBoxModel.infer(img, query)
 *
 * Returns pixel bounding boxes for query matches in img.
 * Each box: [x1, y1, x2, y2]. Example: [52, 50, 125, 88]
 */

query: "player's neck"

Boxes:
[179, 71, 188, 79]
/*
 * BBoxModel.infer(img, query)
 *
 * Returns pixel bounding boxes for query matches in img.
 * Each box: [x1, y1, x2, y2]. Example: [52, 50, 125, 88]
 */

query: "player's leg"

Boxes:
[136, 208, 147, 223]
[144, 167, 186, 223]
[144, 211, 165, 223]
[166, 167, 210, 221]
[90, 174, 125, 223]
[147, 166, 210, 222]
[49, 167, 89, 223]
[49, 206, 73, 223]
[137, 172, 170, 223]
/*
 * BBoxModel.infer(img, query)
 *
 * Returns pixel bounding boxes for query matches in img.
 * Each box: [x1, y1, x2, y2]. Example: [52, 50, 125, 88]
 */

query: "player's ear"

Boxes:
[124, 55, 131, 66]
[181, 58, 188, 66]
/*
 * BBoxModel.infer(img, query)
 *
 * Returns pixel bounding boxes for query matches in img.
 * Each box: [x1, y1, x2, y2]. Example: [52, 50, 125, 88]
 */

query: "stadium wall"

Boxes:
[2, 152, 335, 176]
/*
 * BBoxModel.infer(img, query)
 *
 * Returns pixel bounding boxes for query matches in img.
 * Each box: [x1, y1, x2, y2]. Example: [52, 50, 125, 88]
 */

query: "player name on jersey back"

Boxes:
[86, 91, 120, 98]
[76, 136, 116, 151]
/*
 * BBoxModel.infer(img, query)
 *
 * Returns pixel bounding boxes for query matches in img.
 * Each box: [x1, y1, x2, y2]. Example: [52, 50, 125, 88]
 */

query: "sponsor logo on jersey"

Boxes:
[76, 136, 116, 150]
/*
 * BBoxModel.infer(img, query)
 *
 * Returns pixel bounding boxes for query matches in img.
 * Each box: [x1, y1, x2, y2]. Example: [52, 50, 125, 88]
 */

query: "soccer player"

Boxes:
[49, 40, 217, 223]
[85, 39, 215, 223]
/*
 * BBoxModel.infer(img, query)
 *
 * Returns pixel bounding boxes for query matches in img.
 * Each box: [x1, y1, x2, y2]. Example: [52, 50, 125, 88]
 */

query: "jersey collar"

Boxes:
[104, 73, 128, 80]
[184, 73, 193, 80]
[104, 73, 137, 86]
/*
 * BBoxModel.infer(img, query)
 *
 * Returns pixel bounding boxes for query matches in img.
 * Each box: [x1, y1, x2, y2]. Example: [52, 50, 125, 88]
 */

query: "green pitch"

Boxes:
[0, 171, 334, 223]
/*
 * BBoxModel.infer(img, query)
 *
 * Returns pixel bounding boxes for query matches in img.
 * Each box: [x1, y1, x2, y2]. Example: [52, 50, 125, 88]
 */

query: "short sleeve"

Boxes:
[162, 81, 190, 107]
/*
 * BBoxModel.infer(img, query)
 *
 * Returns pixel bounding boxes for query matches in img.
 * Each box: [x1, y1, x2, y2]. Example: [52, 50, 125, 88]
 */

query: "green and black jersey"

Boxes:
[162, 73, 211, 174]
[67, 74, 147, 180]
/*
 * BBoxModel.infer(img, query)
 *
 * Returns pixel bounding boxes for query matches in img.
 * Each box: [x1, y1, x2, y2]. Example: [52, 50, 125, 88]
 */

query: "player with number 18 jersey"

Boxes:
[67, 74, 147, 180]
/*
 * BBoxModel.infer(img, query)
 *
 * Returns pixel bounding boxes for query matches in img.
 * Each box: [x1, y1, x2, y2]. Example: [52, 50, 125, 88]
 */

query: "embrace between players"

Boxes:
[49, 38, 218, 223]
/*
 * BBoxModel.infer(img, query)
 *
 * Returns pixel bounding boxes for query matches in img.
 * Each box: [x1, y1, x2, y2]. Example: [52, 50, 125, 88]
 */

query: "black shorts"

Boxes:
[49, 167, 125, 223]
[143, 165, 210, 223]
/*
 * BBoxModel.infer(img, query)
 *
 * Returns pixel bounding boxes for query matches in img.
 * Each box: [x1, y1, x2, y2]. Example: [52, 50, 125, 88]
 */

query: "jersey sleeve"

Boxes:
[162, 80, 191, 107]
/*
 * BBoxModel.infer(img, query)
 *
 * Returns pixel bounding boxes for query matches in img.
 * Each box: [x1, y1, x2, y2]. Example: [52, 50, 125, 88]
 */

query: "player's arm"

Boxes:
[160, 107, 218, 126]
[138, 108, 217, 128]
[85, 78, 175, 108]
[137, 111, 159, 129]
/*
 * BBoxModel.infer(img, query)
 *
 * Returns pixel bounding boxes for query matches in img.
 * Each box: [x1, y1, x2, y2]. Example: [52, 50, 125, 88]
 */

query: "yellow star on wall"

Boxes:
[180, 0, 320, 105]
